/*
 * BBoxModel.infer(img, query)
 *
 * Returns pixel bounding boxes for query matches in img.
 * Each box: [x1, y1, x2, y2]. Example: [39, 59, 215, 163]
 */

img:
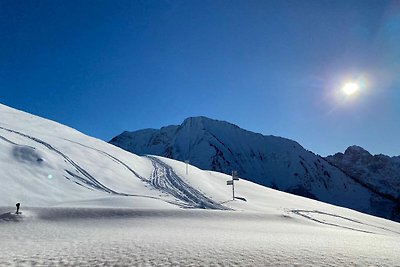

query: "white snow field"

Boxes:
[1, 103, 400, 266]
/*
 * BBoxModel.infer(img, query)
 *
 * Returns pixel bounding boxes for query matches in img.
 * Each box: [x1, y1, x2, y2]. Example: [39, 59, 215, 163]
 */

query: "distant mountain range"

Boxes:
[326, 146, 400, 216]
[110, 116, 400, 222]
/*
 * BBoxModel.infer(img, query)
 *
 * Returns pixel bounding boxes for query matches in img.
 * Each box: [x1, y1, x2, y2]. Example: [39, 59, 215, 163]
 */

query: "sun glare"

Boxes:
[342, 82, 359, 95]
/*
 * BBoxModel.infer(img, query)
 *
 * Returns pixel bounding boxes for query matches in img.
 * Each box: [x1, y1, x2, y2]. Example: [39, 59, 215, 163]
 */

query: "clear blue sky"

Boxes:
[1, 0, 399, 156]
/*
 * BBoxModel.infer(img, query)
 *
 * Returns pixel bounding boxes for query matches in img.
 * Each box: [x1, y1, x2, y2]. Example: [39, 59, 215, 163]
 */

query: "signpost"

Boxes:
[227, 170, 239, 200]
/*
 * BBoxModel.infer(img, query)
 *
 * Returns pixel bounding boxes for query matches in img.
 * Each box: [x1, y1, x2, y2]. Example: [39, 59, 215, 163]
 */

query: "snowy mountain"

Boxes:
[1, 104, 400, 266]
[326, 145, 400, 209]
[110, 116, 400, 221]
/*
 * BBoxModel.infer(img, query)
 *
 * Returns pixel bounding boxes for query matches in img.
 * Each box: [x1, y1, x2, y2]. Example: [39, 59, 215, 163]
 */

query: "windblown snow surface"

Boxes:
[1, 104, 400, 266]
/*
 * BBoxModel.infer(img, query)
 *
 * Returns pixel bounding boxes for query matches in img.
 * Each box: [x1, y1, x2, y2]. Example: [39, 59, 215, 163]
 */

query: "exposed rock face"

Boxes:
[326, 146, 400, 220]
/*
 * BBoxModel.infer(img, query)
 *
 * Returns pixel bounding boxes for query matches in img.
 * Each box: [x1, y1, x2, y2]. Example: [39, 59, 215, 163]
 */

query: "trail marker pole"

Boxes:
[185, 160, 189, 175]
[227, 170, 239, 200]
[232, 171, 235, 200]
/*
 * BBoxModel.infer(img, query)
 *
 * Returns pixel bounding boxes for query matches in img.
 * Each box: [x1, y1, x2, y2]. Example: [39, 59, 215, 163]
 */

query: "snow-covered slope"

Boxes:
[110, 116, 399, 221]
[0, 104, 220, 209]
[1, 104, 400, 266]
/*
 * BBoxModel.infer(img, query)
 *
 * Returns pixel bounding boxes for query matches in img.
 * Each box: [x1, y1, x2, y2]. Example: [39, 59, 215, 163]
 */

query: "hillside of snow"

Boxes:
[0, 105, 227, 210]
[1, 104, 400, 266]
[110, 116, 399, 221]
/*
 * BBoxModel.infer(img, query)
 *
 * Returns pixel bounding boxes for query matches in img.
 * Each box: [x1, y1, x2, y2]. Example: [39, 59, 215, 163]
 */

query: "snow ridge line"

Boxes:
[147, 156, 229, 210]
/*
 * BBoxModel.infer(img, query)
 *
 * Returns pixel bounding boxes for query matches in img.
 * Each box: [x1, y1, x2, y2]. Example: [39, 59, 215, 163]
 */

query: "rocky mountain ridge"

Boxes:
[326, 145, 400, 203]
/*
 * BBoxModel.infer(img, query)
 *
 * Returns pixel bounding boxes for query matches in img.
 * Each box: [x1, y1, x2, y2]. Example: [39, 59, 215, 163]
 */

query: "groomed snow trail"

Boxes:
[147, 156, 228, 210]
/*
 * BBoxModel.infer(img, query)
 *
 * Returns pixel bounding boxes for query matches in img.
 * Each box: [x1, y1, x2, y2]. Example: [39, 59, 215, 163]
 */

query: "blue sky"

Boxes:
[1, 0, 399, 156]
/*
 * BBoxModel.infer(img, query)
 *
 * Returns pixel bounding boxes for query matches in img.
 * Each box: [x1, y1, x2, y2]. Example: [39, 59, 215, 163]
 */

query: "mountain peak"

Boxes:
[181, 116, 237, 129]
[182, 116, 212, 123]
[344, 145, 371, 157]
[181, 116, 209, 128]
[110, 117, 400, 222]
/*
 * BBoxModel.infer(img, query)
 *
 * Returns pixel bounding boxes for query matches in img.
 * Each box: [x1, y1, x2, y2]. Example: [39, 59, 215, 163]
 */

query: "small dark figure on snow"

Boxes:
[15, 203, 20, 214]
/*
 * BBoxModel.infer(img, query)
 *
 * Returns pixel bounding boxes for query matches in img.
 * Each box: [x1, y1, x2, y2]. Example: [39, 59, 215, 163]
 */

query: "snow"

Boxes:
[1, 103, 400, 266]
[110, 116, 398, 221]
[1, 207, 400, 266]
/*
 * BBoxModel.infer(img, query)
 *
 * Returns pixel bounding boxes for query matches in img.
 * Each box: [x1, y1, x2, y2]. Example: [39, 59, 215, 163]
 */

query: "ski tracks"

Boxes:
[0, 126, 127, 195]
[67, 141, 228, 210]
[0, 126, 227, 210]
[147, 156, 228, 210]
[290, 209, 400, 235]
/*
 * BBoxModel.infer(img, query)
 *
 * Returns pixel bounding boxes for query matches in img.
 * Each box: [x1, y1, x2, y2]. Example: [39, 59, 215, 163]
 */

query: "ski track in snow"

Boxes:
[0, 126, 132, 196]
[62, 139, 186, 206]
[147, 156, 229, 210]
[63, 139, 149, 182]
[0, 134, 20, 146]
[2, 208, 399, 267]
[63, 139, 228, 210]
[291, 210, 400, 235]
[1, 127, 196, 208]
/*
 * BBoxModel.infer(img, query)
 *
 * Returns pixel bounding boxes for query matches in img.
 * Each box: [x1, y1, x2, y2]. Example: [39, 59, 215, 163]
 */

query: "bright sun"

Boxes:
[342, 82, 360, 95]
